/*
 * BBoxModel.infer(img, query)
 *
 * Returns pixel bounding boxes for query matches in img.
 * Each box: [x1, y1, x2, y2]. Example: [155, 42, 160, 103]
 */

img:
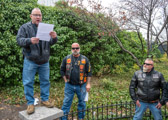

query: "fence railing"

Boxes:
[58, 101, 168, 120]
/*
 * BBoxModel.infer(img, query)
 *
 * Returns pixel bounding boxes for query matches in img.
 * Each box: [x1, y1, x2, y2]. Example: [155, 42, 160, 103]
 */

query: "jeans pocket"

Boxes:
[135, 105, 141, 114]
[65, 82, 69, 89]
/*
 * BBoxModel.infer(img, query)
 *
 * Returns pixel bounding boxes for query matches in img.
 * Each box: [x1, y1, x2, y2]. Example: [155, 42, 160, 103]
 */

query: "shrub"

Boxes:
[0, 1, 150, 86]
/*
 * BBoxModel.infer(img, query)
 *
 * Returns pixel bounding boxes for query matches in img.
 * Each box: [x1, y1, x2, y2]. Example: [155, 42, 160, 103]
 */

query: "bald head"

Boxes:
[31, 8, 41, 14]
[71, 43, 80, 48]
[144, 58, 154, 65]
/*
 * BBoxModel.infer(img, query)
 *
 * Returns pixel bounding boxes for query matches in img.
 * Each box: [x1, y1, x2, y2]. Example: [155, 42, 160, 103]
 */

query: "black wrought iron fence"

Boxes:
[58, 101, 168, 120]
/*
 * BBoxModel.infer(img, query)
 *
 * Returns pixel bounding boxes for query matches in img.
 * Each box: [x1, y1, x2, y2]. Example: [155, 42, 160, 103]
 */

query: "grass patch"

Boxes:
[1, 56, 168, 111]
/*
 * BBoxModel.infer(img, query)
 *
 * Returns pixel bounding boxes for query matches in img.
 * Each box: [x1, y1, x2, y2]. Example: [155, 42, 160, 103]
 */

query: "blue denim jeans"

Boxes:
[61, 82, 86, 120]
[133, 101, 162, 120]
[22, 58, 50, 105]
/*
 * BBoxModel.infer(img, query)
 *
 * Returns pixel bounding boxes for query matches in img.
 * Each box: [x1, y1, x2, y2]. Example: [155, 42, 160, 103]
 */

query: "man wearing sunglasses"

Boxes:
[16, 8, 57, 114]
[60, 43, 92, 120]
[129, 58, 166, 120]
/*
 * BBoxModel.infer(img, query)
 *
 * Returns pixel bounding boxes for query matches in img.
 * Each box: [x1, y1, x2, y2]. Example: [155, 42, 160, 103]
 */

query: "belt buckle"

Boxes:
[150, 100, 158, 103]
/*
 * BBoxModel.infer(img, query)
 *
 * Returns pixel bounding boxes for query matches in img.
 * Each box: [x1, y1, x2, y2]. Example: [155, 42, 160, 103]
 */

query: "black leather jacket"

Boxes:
[17, 22, 57, 64]
[162, 82, 168, 104]
[129, 67, 166, 105]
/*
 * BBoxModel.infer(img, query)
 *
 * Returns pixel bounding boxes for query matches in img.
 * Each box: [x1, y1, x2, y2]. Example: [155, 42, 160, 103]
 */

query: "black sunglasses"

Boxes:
[72, 47, 79, 50]
[144, 63, 153, 66]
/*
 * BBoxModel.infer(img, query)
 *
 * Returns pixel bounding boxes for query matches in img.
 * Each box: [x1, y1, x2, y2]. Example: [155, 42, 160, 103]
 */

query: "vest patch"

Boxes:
[80, 65, 84, 69]
[82, 59, 86, 64]
[138, 74, 142, 78]
[80, 73, 84, 76]
[80, 76, 83, 80]
[78, 61, 80, 65]
[153, 74, 159, 78]
[67, 59, 71, 63]
[66, 64, 71, 70]
[142, 73, 146, 78]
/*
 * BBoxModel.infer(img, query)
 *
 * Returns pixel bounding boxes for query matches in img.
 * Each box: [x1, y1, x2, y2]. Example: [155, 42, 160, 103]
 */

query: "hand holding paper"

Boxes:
[31, 37, 39, 44]
[50, 31, 57, 39]
[36, 23, 54, 41]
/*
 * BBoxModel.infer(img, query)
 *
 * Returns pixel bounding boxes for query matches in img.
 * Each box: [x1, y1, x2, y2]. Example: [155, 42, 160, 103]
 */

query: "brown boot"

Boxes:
[41, 101, 54, 108]
[27, 105, 35, 114]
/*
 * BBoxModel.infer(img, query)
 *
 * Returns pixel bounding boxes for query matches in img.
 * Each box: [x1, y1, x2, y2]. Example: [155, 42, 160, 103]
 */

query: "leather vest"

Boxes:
[65, 54, 87, 84]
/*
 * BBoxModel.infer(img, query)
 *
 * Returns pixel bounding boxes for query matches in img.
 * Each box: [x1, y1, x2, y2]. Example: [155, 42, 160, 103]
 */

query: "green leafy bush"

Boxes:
[0, 1, 151, 86]
[101, 78, 117, 91]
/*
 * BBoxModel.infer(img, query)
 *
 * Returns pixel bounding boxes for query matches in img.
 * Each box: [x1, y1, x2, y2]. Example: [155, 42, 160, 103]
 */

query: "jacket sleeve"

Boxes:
[85, 57, 92, 77]
[16, 25, 32, 47]
[60, 57, 67, 77]
[129, 72, 138, 102]
[49, 37, 57, 46]
[159, 74, 166, 105]
[162, 82, 168, 105]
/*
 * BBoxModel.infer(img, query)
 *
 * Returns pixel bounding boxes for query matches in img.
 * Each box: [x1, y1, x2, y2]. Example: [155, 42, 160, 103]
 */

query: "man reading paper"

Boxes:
[16, 8, 58, 114]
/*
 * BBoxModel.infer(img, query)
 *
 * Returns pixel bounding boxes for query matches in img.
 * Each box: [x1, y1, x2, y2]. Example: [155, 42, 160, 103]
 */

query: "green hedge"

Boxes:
[0, 1, 147, 86]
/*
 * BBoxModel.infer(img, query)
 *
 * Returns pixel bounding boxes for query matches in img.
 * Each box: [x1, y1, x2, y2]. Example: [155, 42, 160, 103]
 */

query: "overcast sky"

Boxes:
[100, 0, 120, 7]
[37, 0, 120, 7]
[37, 0, 166, 40]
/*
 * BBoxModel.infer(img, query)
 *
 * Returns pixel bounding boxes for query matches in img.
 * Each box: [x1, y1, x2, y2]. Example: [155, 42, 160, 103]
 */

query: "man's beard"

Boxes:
[72, 50, 80, 55]
[143, 66, 148, 72]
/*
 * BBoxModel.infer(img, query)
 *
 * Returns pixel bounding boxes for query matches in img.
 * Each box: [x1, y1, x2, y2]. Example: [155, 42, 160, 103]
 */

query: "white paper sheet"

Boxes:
[84, 92, 89, 101]
[34, 98, 39, 105]
[36, 23, 54, 41]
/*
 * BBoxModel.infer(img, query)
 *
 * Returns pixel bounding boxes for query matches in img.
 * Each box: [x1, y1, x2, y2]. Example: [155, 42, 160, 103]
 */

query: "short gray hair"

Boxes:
[31, 8, 41, 14]
[145, 58, 154, 63]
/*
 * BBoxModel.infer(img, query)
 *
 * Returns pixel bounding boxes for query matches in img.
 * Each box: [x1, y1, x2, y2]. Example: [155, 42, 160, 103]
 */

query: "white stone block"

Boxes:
[19, 107, 63, 120]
